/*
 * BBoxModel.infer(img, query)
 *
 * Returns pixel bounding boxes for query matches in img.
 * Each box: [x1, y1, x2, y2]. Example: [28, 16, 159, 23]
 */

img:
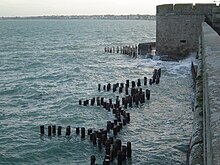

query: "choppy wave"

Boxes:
[0, 19, 193, 165]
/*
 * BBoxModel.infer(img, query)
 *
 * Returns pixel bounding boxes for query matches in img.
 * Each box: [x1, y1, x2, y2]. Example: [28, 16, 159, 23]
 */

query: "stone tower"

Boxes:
[156, 3, 215, 60]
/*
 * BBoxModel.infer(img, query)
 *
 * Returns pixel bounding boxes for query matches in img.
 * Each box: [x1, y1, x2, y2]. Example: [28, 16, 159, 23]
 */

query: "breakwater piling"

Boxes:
[40, 67, 162, 164]
[105, 45, 138, 58]
[40, 123, 132, 164]
[104, 42, 156, 58]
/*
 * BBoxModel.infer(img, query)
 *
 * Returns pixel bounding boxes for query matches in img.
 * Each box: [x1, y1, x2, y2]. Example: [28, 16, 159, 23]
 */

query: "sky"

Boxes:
[0, 0, 217, 17]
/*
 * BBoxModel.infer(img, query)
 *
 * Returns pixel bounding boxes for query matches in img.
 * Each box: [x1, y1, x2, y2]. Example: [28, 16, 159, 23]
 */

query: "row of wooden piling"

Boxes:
[40, 107, 131, 164]
[40, 114, 130, 139]
[88, 69, 161, 164]
[98, 77, 148, 93]
[40, 68, 161, 164]
[40, 110, 130, 139]
[88, 100, 132, 164]
[97, 71, 161, 94]
[40, 91, 132, 163]
[151, 68, 161, 85]
[79, 88, 150, 109]
[40, 125, 86, 137]
[78, 79, 149, 163]
[83, 77, 152, 109]
[88, 105, 132, 164]
[79, 70, 163, 109]
[91, 140, 131, 165]
[104, 45, 138, 57]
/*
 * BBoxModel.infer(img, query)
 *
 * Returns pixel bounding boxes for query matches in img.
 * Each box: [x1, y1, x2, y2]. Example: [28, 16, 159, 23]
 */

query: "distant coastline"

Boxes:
[0, 14, 155, 20]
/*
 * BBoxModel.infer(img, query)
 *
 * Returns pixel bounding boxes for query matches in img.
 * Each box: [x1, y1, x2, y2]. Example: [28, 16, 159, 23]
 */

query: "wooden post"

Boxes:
[125, 87, 128, 95]
[106, 140, 111, 155]
[122, 145, 127, 161]
[83, 101, 87, 106]
[144, 77, 147, 85]
[40, 125, 44, 135]
[126, 80, 129, 88]
[132, 81, 135, 88]
[123, 118, 127, 126]
[92, 132, 97, 145]
[98, 84, 101, 91]
[97, 97, 100, 106]
[81, 127, 85, 138]
[107, 83, 111, 91]
[117, 151, 123, 165]
[156, 75, 160, 84]
[137, 79, 141, 87]
[52, 125, 56, 135]
[119, 87, 123, 93]
[104, 159, 110, 165]
[88, 128, 92, 135]
[113, 84, 116, 93]
[109, 136, 114, 144]
[66, 126, 71, 136]
[152, 69, 157, 84]
[102, 130, 107, 145]
[91, 98, 95, 106]
[146, 89, 150, 100]
[149, 79, 153, 85]
[98, 138, 102, 150]
[109, 98, 112, 106]
[91, 155, 96, 165]
[116, 46, 119, 53]
[48, 125, 52, 136]
[158, 68, 161, 78]
[113, 126, 117, 136]
[101, 97, 104, 106]
[76, 127, 80, 134]
[107, 121, 111, 132]
[58, 126, 62, 136]
[127, 141, 132, 158]
[129, 97, 132, 108]
[126, 113, 130, 123]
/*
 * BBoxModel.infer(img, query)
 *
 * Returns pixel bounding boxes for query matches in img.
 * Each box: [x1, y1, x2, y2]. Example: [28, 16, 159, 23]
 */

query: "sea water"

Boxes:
[0, 19, 194, 165]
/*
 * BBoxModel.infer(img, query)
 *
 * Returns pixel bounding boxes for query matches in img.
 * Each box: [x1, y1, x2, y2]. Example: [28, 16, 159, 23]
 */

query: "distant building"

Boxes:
[0, 14, 156, 21]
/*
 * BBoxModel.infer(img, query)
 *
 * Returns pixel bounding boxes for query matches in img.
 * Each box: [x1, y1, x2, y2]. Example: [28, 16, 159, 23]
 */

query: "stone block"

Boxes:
[174, 4, 194, 14]
[189, 143, 203, 165]
[194, 3, 215, 15]
[157, 4, 174, 15]
[212, 6, 220, 14]
[212, 14, 220, 23]
[190, 116, 203, 149]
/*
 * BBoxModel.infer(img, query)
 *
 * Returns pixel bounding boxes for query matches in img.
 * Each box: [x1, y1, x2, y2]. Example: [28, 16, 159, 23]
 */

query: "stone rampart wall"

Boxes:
[157, 4, 215, 16]
[156, 3, 218, 60]
[202, 22, 220, 165]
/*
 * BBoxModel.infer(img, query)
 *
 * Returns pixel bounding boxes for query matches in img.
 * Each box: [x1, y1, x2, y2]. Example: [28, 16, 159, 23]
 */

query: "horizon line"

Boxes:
[0, 13, 156, 18]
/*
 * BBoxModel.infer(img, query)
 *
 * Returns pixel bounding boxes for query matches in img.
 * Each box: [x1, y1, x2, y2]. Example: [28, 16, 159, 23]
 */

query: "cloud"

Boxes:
[0, 0, 215, 16]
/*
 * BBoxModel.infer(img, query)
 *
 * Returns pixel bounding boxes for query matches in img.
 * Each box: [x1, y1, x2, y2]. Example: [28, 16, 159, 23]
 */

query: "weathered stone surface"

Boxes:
[189, 50, 204, 163]
[189, 143, 203, 165]
[138, 42, 156, 55]
[202, 22, 220, 165]
[190, 116, 203, 149]
[156, 3, 219, 60]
